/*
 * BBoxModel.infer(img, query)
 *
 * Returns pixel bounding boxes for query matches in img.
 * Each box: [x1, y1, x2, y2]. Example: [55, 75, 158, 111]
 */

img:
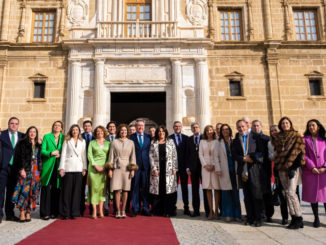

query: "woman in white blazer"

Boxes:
[215, 124, 241, 222]
[59, 124, 87, 219]
[199, 125, 220, 219]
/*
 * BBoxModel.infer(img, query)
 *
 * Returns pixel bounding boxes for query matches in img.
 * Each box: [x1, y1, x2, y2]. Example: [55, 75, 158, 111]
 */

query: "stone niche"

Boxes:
[104, 60, 171, 84]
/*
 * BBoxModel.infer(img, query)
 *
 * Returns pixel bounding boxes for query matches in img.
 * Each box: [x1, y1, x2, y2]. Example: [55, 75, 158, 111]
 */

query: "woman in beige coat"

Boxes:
[107, 124, 138, 219]
[215, 124, 241, 222]
[199, 125, 220, 219]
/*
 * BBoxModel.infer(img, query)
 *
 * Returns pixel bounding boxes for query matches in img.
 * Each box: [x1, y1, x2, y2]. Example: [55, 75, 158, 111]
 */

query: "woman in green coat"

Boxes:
[40, 121, 64, 220]
[88, 125, 110, 219]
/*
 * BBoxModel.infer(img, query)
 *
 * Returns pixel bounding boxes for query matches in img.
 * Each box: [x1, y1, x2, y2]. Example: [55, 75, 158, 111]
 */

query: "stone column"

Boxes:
[1, 0, 11, 41]
[262, 0, 273, 40]
[97, 0, 103, 22]
[195, 58, 210, 128]
[171, 59, 183, 123]
[66, 59, 81, 129]
[93, 59, 106, 127]
[17, 0, 26, 42]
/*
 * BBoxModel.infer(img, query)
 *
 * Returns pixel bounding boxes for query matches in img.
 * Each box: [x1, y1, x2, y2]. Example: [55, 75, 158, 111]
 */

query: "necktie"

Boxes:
[111, 135, 114, 141]
[177, 134, 182, 146]
[86, 134, 90, 144]
[138, 134, 143, 148]
[243, 135, 247, 154]
[9, 132, 15, 165]
[196, 136, 199, 145]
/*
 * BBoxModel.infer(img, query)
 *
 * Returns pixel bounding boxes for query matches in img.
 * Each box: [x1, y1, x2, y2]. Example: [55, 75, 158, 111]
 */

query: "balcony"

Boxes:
[97, 21, 178, 39]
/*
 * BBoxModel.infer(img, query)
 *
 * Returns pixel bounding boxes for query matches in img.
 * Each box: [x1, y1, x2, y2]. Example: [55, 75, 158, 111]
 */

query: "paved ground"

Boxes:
[1, 187, 326, 245]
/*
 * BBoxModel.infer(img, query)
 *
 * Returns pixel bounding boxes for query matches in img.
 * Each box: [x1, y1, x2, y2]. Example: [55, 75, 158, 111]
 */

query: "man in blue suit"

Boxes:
[0, 117, 23, 223]
[81, 120, 94, 216]
[130, 119, 151, 217]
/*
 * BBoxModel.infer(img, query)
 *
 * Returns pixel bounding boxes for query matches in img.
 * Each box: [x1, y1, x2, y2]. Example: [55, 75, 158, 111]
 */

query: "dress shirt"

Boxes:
[8, 130, 18, 147]
[136, 133, 144, 144]
[174, 133, 182, 146]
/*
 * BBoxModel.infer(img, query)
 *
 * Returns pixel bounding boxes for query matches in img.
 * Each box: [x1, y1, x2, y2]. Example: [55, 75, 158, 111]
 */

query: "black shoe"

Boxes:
[190, 212, 200, 217]
[131, 211, 138, 217]
[287, 216, 296, 229]
[71, 216, 76, 220]
[6, 216, 19, 221]
[50, 215, 57, 219]
[184, 209, 191, 216]
[141, 210, 151, 216]
[104, 210, 109, 217]
[42, 216, 50, 220]
[281, 219, 288, 225]
[62, 216, 69, 220]
[313, 217, 320, 228]
[287, 216, 303, 229]
[266, 217, 273, 223]
[254, 221, 262, 227]
[244, 220, 253, 226]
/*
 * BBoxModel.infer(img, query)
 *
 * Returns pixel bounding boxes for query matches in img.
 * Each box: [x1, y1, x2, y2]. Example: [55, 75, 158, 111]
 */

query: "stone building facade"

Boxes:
[0, 0, 326, 135]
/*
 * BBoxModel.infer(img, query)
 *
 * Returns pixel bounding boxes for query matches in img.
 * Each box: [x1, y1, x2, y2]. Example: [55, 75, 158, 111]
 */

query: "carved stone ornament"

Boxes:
[186, 0, 208, 26]
[67, 0, 88, 26]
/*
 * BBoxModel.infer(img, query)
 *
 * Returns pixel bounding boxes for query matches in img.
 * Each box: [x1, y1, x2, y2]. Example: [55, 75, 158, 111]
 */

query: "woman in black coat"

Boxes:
[12, 126, 41, 222]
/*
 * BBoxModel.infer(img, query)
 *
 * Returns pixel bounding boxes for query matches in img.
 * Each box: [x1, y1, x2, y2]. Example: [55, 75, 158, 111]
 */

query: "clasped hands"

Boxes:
[312, 167, 326, 175]
[108, 170, 135, 179]
[153, 169, 176, 177]
[51, 150, 60, 158]
[59, 169, 86, 177]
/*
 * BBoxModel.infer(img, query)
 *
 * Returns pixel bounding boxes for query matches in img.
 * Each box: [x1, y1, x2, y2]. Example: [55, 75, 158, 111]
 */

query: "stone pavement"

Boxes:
[172, 201, 326, 245]
[0, 201, 326, 245]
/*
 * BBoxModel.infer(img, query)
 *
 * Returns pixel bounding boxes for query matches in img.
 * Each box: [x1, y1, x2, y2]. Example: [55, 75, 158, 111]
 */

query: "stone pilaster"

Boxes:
[195, 58, 210, 128]
[1, 0, 11, 41]
[93, 59, 106, 127]
[66, 59, 81, 130]
[171, 58, 183, 123]
[17, 0, 26, 43]
[208, 0, 216, 39]
[262, 0, 273, 40]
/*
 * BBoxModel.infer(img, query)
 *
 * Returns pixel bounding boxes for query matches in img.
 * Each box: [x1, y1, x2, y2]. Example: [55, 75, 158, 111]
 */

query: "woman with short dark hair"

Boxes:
[58, 124, 87, 219]
[107, 124, 137, 219]
[149, 126, 178, 217]
[273, 117, 305, 229]
[302, 119, 326, 228]
[12, 126, 41, 222]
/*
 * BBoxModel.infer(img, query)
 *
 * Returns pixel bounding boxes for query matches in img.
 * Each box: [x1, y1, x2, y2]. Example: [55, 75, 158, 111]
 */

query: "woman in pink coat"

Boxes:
[302, 119, 326, 228]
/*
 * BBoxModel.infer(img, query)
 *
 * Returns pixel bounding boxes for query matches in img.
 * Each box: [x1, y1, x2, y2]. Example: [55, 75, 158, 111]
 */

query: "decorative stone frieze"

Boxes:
[67, 0, 88, 26]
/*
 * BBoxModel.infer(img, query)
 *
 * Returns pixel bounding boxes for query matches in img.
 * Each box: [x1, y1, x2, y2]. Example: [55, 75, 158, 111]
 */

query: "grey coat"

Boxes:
[149, 139, 178, 195]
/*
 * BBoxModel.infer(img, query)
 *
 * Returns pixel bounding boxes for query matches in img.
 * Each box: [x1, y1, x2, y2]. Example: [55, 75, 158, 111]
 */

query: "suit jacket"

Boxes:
[130, 133, 151, 171]
[0, 129, 24, 170]
[169, 133, 189, 171]
[231, 132, 257, 176]
[187, 134, 202, 173]
[40, 132, 65, 187]
[149, 139, 178, 195]
[59, 138, 87, 172]
[82, 132, 94, 149]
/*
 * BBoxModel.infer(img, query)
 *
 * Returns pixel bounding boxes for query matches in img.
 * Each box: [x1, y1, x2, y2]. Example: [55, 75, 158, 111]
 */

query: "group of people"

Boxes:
[0, 116, 325, 231]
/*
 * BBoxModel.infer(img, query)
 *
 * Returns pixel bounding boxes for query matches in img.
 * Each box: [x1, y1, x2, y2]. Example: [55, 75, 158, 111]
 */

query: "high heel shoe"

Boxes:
[92, 215, 97, 219]
[25, 213, 31, 222]
[121, 211, 126, 219]
[115, 213, 121, 219]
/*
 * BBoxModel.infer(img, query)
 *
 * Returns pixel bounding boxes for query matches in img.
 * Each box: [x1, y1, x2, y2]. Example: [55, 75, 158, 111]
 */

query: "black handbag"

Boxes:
[271, 181, 280, 206]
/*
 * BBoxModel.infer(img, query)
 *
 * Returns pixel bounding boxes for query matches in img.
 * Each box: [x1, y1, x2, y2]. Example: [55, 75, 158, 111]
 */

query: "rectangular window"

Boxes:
[294, 10, 318, 41]
[34, 82, 45, 98]
[125, 0, 151, 37]
[229, 80, 242, 96]
[220, 10, 242, 41]
[309, 78, 322, 96]
[31, 11, 56, 43]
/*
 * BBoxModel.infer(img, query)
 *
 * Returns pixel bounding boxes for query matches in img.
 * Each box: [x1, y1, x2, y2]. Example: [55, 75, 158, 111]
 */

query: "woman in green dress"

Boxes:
[88, 125, 110, 219]
[40, 121, 64, 220]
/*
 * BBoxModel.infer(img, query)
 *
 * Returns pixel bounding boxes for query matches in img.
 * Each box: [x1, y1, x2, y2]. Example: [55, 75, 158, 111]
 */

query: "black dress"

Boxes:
[151, 143, 175, 216]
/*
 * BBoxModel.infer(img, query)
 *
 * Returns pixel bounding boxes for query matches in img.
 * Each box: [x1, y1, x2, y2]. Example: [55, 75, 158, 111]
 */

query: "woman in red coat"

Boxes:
[302, 119, 326, 228]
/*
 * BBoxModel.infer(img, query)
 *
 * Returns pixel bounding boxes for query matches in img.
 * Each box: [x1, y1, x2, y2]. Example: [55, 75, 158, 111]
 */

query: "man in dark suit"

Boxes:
[130, 119, 151, 217]
[187, 122, 209, 217]
[232, 119, 265, 227]
[0, 117, 23, 222]
[252, 120, 274, 222]
[169, 121, 190, 215]
[81, 120, 94, 216]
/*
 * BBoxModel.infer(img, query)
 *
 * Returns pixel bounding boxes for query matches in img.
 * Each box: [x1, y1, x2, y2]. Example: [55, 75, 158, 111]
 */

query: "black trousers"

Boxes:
[177, 169, 189, 210]
[151, 192, 177, 216]
[61, 172, 82, 217]
[190, 169, 209, 215]
[243, 181, 264, 222]
[40, 171, 60, 218]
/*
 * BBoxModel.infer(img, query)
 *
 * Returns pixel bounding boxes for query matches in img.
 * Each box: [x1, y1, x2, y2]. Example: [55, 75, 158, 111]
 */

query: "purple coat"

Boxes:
[302, 136, 326, 203]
